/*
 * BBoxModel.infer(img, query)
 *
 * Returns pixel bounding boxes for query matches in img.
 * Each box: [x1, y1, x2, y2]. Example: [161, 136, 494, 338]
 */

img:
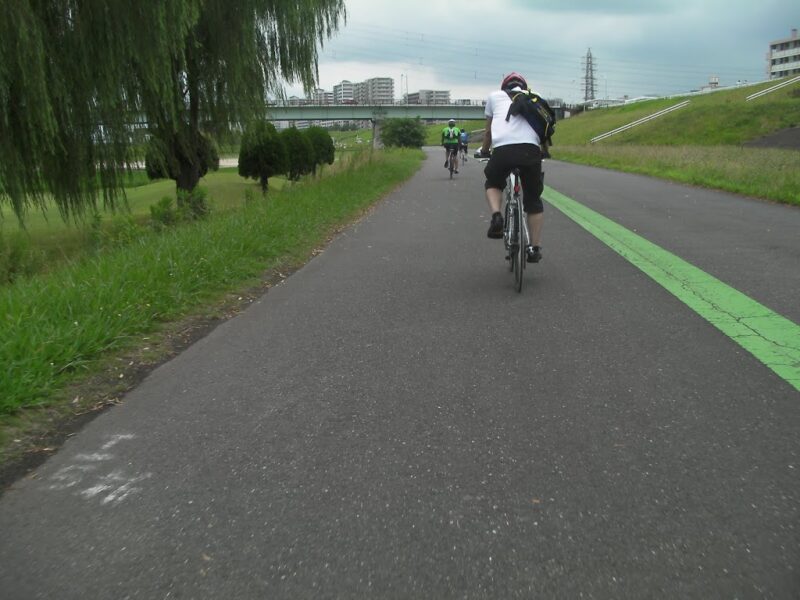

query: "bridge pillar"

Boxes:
[371, 119, 384, 149]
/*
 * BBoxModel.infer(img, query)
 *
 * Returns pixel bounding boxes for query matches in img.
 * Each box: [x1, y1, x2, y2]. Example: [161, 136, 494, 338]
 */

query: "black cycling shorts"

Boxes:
[483, 143, 544, 214]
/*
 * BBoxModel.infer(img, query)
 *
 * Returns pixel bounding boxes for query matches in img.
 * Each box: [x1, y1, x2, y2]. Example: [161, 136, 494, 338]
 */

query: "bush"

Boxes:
[238, 121, 287, 192]
[176, 186, 210, 220]
[150, 196, 177, 229]
[381, 118, 426, 148]
[304, 126, 335, 173]
[149, 187, 210, 230]
[281, 127, 315, 181]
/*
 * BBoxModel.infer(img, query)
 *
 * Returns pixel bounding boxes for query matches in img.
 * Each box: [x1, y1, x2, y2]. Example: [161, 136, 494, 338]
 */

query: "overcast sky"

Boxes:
[285, 0, 800, 103]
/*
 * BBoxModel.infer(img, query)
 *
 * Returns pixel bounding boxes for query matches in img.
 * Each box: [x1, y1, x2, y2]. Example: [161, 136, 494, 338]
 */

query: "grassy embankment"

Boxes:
[551, 79, 800, 206]
[0, 169, 289, 274]
[0, 148, 424, 456]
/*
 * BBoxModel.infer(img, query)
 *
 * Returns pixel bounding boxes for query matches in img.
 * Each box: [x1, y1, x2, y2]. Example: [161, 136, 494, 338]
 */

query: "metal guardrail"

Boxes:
[745, 75, 800, 101]
[590, 100, 690, 143]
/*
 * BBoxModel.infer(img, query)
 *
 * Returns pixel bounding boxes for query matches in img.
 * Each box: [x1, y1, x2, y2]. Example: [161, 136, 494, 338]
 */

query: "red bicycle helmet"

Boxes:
[501, 72, 527, 90]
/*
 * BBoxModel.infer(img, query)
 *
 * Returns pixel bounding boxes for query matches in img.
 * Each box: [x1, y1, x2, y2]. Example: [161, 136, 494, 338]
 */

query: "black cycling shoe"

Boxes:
[444, 161, 449, 168]
[487, 213, 504, 239]
[526, 245, 542, 263]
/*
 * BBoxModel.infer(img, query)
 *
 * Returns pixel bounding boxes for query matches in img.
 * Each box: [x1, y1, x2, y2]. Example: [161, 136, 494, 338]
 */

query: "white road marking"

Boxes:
[45, 433, 152, 505]
[101, 434, 136, 450]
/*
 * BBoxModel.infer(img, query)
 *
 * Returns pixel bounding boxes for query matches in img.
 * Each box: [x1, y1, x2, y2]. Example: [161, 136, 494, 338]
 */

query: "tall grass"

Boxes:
[552, 145, 800, 206]
[0, 148, 424, 415]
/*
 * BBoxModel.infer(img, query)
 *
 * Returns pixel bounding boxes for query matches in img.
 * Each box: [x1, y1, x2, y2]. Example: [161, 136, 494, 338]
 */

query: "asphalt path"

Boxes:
[1, 149, 798, 598]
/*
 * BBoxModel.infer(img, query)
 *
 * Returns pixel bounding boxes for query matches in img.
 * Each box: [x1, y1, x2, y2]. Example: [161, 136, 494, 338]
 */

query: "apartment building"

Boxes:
[333, 80, 355, 104]
[767, 28, 800, 79]
[353, 77, 395, 104]
[309, 88, 334, 104]
[406, 90, 451, 105]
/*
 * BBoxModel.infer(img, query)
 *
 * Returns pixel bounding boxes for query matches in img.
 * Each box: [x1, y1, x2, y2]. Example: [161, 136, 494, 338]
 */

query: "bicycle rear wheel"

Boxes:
[513, 204, 523, 292]
[504, 199, 514, 271]
[514, 205, 527, 292]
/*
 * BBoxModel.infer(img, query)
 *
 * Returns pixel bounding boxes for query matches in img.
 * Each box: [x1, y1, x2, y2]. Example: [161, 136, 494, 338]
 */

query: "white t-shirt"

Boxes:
[484, 88, 541, 149]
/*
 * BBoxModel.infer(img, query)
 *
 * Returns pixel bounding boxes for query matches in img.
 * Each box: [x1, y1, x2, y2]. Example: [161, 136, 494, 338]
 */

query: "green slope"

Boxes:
[556, 79, 800, 146]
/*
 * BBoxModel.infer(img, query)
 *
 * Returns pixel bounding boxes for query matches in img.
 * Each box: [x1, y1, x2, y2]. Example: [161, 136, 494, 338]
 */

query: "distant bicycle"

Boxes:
[459, 143, 468, 164]
[446, 146, 459, 179]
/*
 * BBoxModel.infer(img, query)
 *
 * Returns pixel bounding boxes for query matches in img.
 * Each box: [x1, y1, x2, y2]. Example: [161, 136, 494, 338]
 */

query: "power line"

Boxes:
[318, 22, 765, 99]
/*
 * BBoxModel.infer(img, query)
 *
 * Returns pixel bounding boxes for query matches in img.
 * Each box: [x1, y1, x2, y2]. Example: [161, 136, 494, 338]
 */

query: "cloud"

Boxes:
[506, 0, 674, 14]
[288, 0, 800, 103]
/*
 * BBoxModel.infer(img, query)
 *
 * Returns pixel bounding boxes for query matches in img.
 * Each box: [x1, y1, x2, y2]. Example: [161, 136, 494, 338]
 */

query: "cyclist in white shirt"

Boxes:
[478, 72, 543, 263]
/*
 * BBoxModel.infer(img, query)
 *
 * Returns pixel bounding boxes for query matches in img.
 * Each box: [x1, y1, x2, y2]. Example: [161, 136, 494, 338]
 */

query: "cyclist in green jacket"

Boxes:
[441, 119, 461, 173]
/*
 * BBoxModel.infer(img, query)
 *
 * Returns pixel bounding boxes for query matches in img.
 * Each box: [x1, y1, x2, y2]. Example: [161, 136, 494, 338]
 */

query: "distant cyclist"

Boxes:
[459, 128, 469, 161]
[478, 72, 543, 263]
[441, 118, 461, 173]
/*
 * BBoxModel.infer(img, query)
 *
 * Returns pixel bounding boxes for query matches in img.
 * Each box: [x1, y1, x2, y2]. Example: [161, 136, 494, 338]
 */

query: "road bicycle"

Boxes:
[477, 156, 529, 292]
[446, 146, 459, 179]
[459, 144, 468, 164]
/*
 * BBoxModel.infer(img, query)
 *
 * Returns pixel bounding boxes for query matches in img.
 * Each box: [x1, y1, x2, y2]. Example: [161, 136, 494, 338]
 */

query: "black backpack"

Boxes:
[504, 89, 556, 147]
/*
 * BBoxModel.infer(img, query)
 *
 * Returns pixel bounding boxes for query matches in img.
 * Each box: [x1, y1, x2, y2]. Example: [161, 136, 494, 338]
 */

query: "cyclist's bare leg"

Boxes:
[527, 212, 543, 247]
[486, 187, 502, 213]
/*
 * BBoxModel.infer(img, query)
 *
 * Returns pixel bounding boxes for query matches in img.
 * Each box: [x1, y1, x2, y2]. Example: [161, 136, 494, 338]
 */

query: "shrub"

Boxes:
[176, 186, 210, 220]
[281, 127, 315, 181]
[150, 196, 177, 229]
[238, 121, 287, 192]
[381, 118, 426, 148]
[149, 187, 210, 229]
[304, 126, 335, 173]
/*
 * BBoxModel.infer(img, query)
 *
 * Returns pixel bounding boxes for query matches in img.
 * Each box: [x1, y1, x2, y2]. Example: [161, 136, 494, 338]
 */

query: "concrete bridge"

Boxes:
[268, 104, 487, 147]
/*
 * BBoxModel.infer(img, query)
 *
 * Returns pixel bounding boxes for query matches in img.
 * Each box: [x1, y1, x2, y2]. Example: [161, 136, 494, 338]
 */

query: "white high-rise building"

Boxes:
[333, 80, 355, 104]
[767, 28, 800, 79]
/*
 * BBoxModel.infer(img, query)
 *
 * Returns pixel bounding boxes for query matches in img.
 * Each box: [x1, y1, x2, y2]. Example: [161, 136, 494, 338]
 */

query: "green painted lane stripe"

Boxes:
[542, 186, 800, 392]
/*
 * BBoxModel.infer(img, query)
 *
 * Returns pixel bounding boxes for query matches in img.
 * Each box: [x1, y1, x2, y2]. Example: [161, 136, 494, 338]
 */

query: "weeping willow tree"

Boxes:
[0, 0, 345, 221]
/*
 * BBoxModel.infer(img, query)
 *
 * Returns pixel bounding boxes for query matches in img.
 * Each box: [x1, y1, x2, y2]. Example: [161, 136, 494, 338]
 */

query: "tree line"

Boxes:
[145, 123, 334, 194]
[238, 124, 335, 192]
